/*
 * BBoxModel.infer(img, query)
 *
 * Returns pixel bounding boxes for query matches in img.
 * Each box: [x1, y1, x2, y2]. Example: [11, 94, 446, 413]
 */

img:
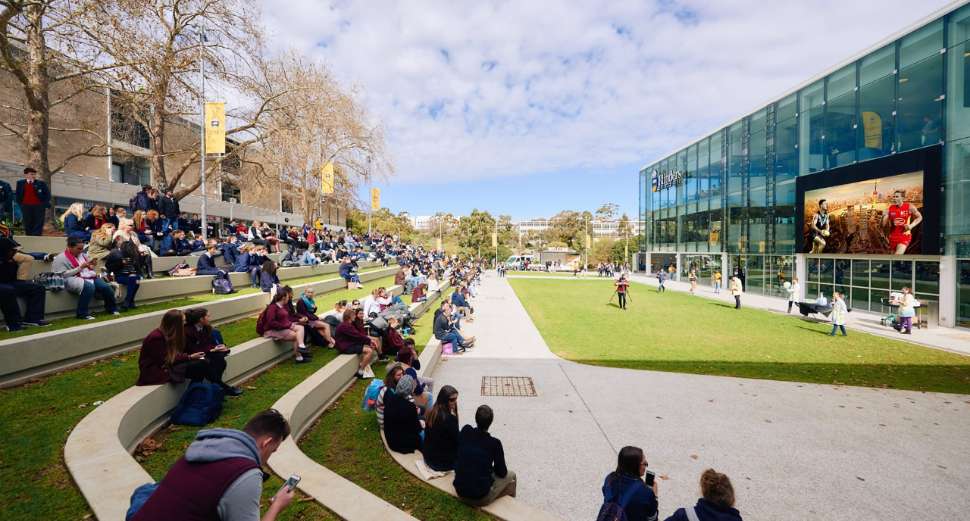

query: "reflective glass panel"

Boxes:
[871, 260, 891, 289]
[851, 288, 870, 312]
[946, 17, 970, 142]
[799, 81, 825, 174]
[896, 54, 944, 151]
[914, 261, 939, 295]
[826, 65, 857, 167]
[859, 46, 895, 161]
[891, 260, 913, 291]
[946, 138, 970, 236]
[959, 260, 970, 327]
[852, 259, 869, 287]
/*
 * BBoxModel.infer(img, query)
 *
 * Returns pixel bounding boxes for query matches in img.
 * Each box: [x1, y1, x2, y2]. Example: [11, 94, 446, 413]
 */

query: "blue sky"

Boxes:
[259, 0, 954, 220]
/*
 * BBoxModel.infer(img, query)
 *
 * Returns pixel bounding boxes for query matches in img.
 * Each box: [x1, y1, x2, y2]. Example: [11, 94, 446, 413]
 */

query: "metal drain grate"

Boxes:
[481, 376, 537, 397]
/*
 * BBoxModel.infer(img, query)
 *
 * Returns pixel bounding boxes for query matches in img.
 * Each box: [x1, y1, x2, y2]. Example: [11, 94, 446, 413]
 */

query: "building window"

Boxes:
[221, 182, 241, 203]
[897, 21, 944, 152]
[281, 197, 293, 214]
[111, 158, 150, 186]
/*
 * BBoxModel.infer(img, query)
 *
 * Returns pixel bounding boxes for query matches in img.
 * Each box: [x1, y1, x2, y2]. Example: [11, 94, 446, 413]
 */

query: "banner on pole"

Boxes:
[204, 102, 225, 154]
[491, 232, 497, 248]
[585, 234, 591, 250]
[436, 237, 442, 251]
[321, 162, 335, 194]
[370, 188, 380, 211]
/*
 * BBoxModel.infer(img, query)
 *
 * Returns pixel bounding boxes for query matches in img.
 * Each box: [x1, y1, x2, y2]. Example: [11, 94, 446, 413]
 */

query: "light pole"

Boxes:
[197, 22, 208, 241]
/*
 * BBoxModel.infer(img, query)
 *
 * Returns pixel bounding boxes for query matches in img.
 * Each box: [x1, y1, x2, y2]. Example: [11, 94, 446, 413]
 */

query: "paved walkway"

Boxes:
[432, 273, 970, 521]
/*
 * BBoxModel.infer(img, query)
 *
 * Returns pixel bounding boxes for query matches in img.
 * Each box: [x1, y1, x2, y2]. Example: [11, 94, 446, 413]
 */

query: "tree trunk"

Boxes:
[149, 96, 167, 190]
[24, 3, 53, 226]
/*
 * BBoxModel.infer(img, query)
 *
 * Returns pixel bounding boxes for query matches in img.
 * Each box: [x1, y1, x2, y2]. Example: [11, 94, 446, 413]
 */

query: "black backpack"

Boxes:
[595, 480, 642, 521]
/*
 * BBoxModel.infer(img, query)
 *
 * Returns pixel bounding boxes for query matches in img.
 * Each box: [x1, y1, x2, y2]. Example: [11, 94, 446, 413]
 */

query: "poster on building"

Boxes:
[370, 187, 381, 211]
[203, 102, 225, 154]
[320, 162, 334, 194]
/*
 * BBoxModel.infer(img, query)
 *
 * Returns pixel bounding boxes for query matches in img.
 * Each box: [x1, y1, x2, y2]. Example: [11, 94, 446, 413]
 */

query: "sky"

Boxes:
[257, 0, 955, 221]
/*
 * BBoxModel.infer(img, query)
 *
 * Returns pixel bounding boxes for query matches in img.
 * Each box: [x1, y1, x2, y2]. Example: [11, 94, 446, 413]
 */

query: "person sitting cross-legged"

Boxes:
[129, 410, 295, 521]
[433, 300, 474, 352]
[52, 236, 119, 320]
[454, 405, 517, 506]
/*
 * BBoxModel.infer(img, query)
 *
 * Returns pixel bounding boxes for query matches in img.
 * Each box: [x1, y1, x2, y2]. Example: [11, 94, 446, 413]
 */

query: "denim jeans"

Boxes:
[115, 274, 140, 308]
[77, 278, 117, 317]
[440, 330, 465, 350]
[830, 324, 847, 336]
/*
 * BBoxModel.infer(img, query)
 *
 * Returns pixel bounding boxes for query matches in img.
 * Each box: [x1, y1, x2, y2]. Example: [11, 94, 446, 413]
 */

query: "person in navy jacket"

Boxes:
[15, 167, 51, 235]
[598, 446, 658, 521]
[195, 240, 226, 276]
[663, 469, 742, 521]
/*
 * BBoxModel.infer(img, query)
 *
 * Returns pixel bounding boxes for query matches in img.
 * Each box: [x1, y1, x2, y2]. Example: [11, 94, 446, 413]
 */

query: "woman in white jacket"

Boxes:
[829, 291, 848, 337]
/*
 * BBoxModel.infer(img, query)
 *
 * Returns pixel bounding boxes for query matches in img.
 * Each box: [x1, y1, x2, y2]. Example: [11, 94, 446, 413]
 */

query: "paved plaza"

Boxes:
[432, 273, 970, 520]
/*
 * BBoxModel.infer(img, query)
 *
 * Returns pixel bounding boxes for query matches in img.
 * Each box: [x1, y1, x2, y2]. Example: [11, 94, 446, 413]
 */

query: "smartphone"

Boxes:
[644, 469, 656, 486]
[282, 474, 301, 492]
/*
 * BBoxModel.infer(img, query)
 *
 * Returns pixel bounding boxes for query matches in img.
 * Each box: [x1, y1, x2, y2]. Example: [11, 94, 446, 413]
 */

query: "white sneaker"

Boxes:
[362, 365, 375, 378]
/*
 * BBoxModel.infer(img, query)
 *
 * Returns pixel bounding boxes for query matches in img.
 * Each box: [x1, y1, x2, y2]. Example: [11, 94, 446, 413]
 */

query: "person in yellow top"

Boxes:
[712, 270, 722, 295]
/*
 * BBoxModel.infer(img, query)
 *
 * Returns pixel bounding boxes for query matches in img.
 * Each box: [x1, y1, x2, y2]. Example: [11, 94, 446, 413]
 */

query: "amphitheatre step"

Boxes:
[267, 284, 451, 521]
[21, 249, 284, 278]
[0, 266, 397, 387]
[65, 284, 404, 521]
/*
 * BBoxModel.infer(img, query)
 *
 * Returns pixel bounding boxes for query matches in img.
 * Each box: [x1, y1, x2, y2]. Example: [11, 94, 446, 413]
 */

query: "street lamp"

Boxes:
[196, 22, 209, 241]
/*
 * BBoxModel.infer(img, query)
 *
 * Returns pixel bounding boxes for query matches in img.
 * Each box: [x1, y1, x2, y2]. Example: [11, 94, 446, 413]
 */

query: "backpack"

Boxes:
[595, 479, 642, 521]
[170, 382, 225, 426]
[256, 305, 270, 336]
[126, 482, 158, 520]
[167, 262, 190, 277]
[211, 273, 234, 294]
[361, 378, 384, 411]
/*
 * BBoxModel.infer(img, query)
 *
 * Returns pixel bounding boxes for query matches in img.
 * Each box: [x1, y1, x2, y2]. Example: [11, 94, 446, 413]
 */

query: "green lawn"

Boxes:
[0, 276, 392, 521]
[506, 270, 594, 277]
[509, 278, 970, 394]
[0, 266, 384, 341]
[298, 287, 493, 520]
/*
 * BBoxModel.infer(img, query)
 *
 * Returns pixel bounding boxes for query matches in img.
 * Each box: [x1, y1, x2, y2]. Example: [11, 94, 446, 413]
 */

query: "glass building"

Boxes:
[638, 1, 970, 328]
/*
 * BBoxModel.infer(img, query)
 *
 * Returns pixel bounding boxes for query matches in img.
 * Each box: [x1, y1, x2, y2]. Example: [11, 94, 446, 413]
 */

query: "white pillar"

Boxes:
[939, 253, 956, 328]
[795, 254, 807, 301]
[675, 253, 683, 282]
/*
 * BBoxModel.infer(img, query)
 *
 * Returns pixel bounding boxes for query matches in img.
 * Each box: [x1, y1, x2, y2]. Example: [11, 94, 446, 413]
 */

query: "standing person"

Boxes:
[597, 446, 658, 521]
[688, 269, 698, 295]
[158, 190, 181, 229]
[657, 269, 666, 293]
[129, 410, 295, 521]
[829, 291, 848, 337]
[809, 199, 830, 254]
[0, 177, 12, 224]
[615, 275, 630, 310]
[15, 167, 51, 236]
[663, 469, 742, 521]
[882, 189, 923, 256]
[454, 405, 517, 507]
[898, 286, 916, 335]
[786, 276, 800, 314]
[729, 274, 743, 309]
[52, 237, 119, 320]
[712, 270, 722, 295]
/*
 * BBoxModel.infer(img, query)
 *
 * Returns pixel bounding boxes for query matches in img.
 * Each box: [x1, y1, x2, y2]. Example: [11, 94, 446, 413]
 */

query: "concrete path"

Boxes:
[432, 273, 970, 521]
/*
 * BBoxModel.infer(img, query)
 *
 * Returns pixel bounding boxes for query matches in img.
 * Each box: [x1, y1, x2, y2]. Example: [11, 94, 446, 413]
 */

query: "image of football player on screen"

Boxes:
[809, 199, 830, 254]
[882, 189, 923, 255]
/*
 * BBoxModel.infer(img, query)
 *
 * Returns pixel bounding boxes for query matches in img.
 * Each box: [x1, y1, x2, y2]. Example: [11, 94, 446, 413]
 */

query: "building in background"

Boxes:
[638, 1, 970, 328]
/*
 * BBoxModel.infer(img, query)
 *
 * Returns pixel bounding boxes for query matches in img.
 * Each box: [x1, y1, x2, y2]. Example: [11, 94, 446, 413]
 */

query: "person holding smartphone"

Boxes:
[597, 446, 659, 521]
[184, 307, 243, 396]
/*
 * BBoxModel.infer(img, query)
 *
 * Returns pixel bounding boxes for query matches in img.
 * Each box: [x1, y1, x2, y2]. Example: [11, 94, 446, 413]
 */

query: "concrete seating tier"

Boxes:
[29, 258, 374, 320]
[64, 283, 404, 521]
[21, 250, 284, 279]
[0, 266, 397, 387]
[266, 283, 450, 521]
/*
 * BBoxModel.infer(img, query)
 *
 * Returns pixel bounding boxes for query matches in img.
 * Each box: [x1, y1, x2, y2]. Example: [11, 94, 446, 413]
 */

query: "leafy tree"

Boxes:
[595, 203, 619, 221]
[456, 209, 495, 258]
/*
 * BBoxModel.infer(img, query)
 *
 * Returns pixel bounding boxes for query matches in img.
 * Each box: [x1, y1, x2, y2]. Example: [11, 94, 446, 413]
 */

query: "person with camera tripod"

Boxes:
[614, 275, 630, 310]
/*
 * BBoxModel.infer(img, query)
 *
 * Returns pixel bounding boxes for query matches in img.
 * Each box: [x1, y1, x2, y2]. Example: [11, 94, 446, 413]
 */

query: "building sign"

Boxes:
[651, 168, 685, 192]
[203, 102, 225, 155]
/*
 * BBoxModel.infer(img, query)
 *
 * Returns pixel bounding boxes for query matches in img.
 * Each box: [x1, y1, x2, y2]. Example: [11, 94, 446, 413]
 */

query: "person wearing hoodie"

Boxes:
[598, 446, 658, 521]
[130, 409, 295, 521]
[663, 469, 742, 521]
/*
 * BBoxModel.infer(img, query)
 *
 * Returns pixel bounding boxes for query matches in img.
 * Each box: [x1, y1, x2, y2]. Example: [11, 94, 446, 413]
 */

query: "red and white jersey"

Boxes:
[888, 203, 911, 234]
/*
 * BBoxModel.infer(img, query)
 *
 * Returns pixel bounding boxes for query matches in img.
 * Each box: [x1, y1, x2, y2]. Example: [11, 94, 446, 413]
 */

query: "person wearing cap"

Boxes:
[15, 167, 51, 236]
[0, 236, 49, 330]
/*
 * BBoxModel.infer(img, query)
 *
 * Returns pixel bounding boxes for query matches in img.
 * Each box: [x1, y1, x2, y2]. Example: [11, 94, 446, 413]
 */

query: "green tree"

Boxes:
[546, 210, 585, 251]
[456, 209, 496, 259]
[595, 203, 619, 221]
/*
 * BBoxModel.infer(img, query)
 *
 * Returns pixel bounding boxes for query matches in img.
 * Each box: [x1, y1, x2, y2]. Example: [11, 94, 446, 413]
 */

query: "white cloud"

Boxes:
[258, 0, 954, 183]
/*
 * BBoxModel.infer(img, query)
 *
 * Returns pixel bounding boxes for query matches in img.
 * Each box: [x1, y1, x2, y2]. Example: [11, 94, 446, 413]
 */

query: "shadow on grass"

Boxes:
[707, 302, 736, 309]
[795, 325, 836, 336]
[568, 358, 970, 394]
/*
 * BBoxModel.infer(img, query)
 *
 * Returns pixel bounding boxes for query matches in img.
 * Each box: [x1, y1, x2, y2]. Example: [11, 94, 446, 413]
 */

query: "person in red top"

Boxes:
[136, 309, 201, 385]
[257, 287, 309, 363]
[614, 275, 630, 310]
[382, 316, 406, 358]
[882, 189, 923, 255]
[334, 308, 376, 378]
[15, 167, 51, 236]
[184, 308, 242, 396]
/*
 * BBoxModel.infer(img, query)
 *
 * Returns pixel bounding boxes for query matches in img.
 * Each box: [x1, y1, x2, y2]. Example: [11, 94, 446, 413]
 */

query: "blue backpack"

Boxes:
[212, 274, 235, 295]
[126, 482, 158, 520]
[170, 382, 225, 426]
[361, 378, 384, 411]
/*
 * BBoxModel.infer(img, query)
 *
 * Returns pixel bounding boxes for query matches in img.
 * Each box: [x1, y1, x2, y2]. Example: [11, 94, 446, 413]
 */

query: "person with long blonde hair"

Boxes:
[87, 222, 116, 270]
[61, 202, 90, 241]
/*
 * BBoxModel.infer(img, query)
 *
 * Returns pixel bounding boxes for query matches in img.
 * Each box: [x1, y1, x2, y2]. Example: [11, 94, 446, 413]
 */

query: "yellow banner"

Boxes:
[320, 162, 334, 194]
[370, 187, 380, 211]
[204, 102, 225, 155]
[435, 237, 442, 251]
[491, 232, 497, 248]
[862, 111, 882, 148]
[585, 234, 591, 250]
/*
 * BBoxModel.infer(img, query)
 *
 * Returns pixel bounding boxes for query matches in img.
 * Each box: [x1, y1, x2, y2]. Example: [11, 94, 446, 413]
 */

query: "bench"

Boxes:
[65, 284, 404, 521]
[0, 266, 398, 387]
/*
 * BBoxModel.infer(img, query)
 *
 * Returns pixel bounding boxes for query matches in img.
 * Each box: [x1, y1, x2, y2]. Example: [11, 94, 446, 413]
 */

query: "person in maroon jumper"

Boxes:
[256, 287, 309, 363]
[334, 307, 376, 378]
[184, 307, 243, 396]
[136, 309, 201, 386]
[130, 409, 295, 521]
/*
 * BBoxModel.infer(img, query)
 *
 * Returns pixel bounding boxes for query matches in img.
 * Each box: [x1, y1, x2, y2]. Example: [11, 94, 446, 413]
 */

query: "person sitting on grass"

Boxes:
[598, 445, 658, 521]
[383, 374, 424, 454]
[184, 308, 242, 396]
[663, 469, 742, 521]
[423, 385, 460, 472]
[433, 301, 474, 352]
[257, 288, 310, 364]
[129, 409, 295, 521]
[334, 308, 377, 378]
[52, 236, 119, 320]
[296, 288, 336, 348]
[259, 259, 280, 293]
[339, 255, 362, 289]
[376, 362, 404, 428]
[454, 405, 516, 506]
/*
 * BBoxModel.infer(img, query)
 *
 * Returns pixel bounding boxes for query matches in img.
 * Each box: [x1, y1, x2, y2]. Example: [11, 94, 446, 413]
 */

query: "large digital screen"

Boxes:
[795, 145, 941, 255]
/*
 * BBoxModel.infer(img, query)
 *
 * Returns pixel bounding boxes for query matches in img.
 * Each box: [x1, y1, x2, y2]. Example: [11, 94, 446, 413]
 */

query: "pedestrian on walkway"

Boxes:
[829, 291, 848, 337]
[657, 269, 666, 293]
[898, 287, 916, 335]
[615, 275, 630, 310]
[786, 276, 800, 314]
[712, 270, 721, 295]
[688, 269, 698, 295]
[729, 275, 743, 309]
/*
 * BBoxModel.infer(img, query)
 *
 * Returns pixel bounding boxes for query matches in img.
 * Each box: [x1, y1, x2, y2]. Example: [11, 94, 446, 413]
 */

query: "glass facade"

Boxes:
[639, 4, 970, 322]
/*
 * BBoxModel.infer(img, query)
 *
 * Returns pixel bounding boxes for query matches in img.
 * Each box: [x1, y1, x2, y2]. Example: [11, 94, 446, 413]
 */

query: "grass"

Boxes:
[297, 287, 494, 521]
[506, 270, 595, 277]
[0, 276, 393, 521]
[0, 266, 385, 341]
[509, 278, 970, 394]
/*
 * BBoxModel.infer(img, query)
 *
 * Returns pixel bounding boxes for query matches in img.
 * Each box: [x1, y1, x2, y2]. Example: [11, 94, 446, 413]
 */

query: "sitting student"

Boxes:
[129, 409, 295, 521]
[196, 239, 226, 276]
[61, 202, 90, 241]
[295, 288, 336, 348]
[259, 259, 280, 293]
[339, 256, 361, 289]
[52, 236, 119, 320]
[86, 222, 116, 270]
[232, 243, 254, 272]
[411, 282, 427, 304]
[383, 375, 424, 454]
[136, 310, 198, 385]
[423, 385, 460, 472]
[663, 469, 741, 521]
[84, 204, 108, 231]
[382, 316, 406, 358]
[396, 338, 432, 407]
[219, 235, 241, 266]
[114, 220, 154, 278]
[184, 307, 242, 396]
[256, 288, 310, 363]
[0, 236, 48, 331]
[376, 363, 404, 428]
[143, 209, 167, 253]
[159, 229, 191, 257]
[433, 301, 474, 352]
[454, 405, 516, 506]
[451, 286, 474, 322]
[394, 265, 406, 287]
[299, 248, 319, 266]
[334, 308, 377, 378]
[599, 446, 659, 521]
